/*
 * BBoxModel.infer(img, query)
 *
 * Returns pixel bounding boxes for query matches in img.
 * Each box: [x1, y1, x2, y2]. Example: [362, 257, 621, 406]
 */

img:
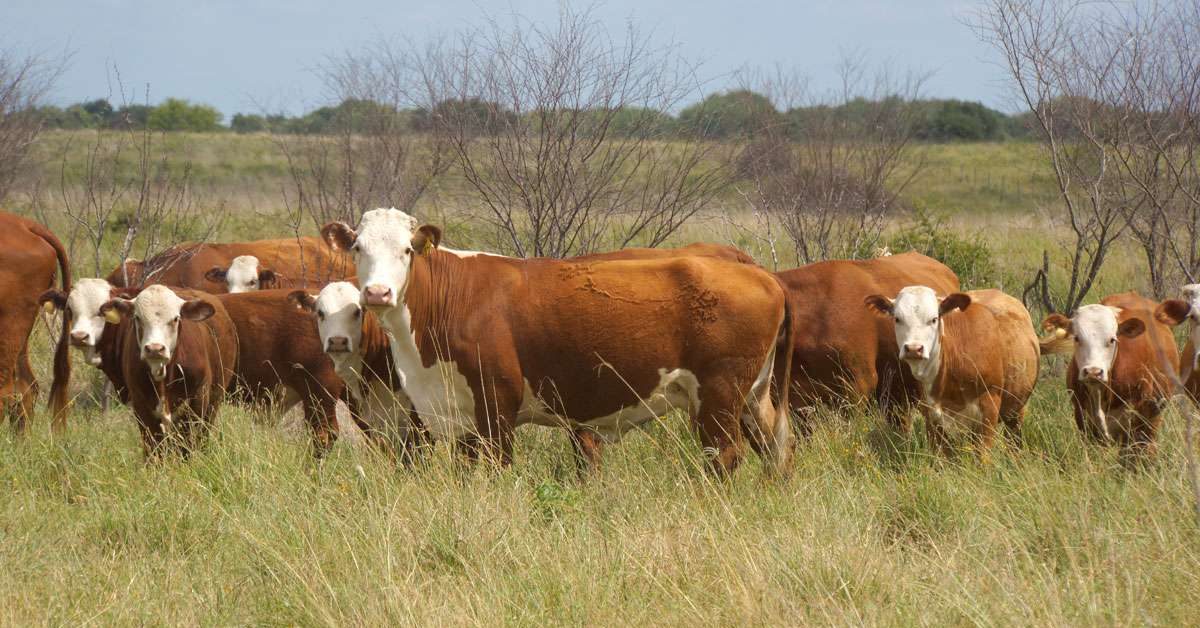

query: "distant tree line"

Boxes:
[35, 92, 1031, 141]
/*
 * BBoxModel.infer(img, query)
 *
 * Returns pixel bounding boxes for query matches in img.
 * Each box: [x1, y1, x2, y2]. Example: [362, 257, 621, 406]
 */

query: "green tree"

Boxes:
[678, 90, 779, 139]
[230, 113, 267, 133]
[147, 98, 223, 132]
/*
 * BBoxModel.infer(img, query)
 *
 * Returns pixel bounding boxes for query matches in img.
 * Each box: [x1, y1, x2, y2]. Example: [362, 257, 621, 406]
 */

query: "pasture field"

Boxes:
[3, 134, 1198, 625]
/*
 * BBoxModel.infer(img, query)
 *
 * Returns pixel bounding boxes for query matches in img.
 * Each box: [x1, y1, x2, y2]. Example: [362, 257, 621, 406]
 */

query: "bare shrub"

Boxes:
[416, 6, 731, 257]
[59, 85, 224, 279]
[0, 49, 63, 205]
[275, 42, 452, 231]
[736, 60, 927, 264]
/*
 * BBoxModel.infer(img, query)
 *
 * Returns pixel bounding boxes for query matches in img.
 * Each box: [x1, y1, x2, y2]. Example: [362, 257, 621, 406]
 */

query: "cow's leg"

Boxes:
[923, 406, 952, 458]
[569, 427, 604, 475]
[300, 383, 339, 459]
[138, 416, 168, 462]
[13, 349, 37, 434]
[973, 392, 1001, 464]
[468, 368, 521, 467]
[1120, 404, 1163, 468]
[694, 379, 746, 477]
[1000, 393, 1025, 449]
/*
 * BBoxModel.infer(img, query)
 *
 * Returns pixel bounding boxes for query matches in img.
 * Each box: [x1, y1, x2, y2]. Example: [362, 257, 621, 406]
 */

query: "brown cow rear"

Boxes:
[107, 237, 353, 293]
[776, 252, 960, 431]
[0, 211, 71, 431]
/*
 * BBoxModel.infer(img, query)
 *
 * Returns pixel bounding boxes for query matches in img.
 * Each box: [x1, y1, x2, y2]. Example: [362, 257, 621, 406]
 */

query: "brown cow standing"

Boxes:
[217, 289, 346, 456]
[107, 237, 353, 294]
[100, 286, 238, 459]
[865, 287, 1039, 460]
[1042, 292, 1183, 463]
[0, 211, 71, 431]
[775, 252, 960, 432]
[321, 209, 796, 476]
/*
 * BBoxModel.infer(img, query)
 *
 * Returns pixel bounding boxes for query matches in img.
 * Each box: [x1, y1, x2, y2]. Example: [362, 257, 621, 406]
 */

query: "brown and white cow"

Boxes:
[99, 285, 238, 459]
[107, 237, 353, 294]
[216, 289, 347, 456]
[776, 252, 960, 432]
[39, 278, 138, 404]
[0, 211, 72, 431]
[288, 282, 423, 459]
[866, 287, 1039, 459]
[320, 208, 795, 475]
[1161, 284, 1200, 401]
[1042, 292, 1183, 463]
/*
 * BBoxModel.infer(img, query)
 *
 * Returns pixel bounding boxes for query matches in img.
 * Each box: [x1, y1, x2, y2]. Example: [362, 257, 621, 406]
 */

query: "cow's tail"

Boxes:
[1038, 328, 1073, 356]
[770, 280, 797, 476]
[30, 222, 72, 429]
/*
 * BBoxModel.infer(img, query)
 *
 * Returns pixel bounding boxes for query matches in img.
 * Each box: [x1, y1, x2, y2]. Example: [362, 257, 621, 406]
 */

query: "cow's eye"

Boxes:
[317, 310, 325, 320]
[249, 280, 257, 286]
[64, 307, 72, 318]
[1109, 337, 1117, 345]
[353, 308, 361, 318]
[929, 317, 938, 325]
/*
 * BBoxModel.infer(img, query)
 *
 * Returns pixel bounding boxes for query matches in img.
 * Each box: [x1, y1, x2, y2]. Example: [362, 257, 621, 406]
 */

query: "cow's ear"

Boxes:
[1154, 299, 1191, 327]
[38, 289, 67, 312]
[287, 290, 317, 313]
[1118, 317, 1146, 339]
[180, 299, 216, 322]
[99, 298, 134, 324]
[204, 267, 227, 283]
[863, 294, 894, 316]
[258, 268, 278, 288]
[321, 222, 358, 251]
[1041, 313, 1071, 334]
[412, 224, 442, 255]
[939, 292, 971, 315]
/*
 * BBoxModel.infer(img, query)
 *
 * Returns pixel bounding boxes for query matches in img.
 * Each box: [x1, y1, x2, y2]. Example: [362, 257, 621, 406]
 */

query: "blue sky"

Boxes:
[2, 0, 1010, 118]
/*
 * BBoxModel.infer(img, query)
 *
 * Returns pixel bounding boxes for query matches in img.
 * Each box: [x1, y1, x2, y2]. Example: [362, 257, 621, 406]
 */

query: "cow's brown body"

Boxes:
[1067, 292, 1179, 461]
[364, 246, 793, 475]
[913, 289, 1038, 458]
[775, 252, 959, 429]
[107, 237, 353, 293]
[217, 290, 345, 456]
[0, 211, 71, 430]
[119, 289, 237, 458]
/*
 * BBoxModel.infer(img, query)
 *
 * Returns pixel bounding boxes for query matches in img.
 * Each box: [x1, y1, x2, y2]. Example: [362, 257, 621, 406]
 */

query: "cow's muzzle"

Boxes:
[363, 285, 394, 307]
[69, 330, 92, 347]
[1081, 366, 1107, 383]
[326, 336, 352, 353]
[902, 343, 927, 360]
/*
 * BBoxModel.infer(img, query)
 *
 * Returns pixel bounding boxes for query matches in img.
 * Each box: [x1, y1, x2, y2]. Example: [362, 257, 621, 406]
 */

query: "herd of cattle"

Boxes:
[2, 207, 1198, 474]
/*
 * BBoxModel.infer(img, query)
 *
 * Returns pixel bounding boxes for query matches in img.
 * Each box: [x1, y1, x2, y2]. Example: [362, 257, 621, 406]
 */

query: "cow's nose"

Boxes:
[326, 336, 350, 353]
[1082, 366, 1106, 381]
[144, 343, 166, 357]
[364, 285, 393, 306]
[903, 343, 926, 359]
[70, 330, 89, 345]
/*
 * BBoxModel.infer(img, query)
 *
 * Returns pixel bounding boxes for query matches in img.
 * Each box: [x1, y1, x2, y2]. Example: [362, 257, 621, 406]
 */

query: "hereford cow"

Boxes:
[0, 211, 71, 431]
[106, 237, 353, 294]
[320, 208, 795, 475]
[99, 285, 237, 459]
[39, 278, 138, 404]
[865, 287, 1038, 459]
[1161, 284, 1200, 401]
[288, 282, 423, 459]
[776, 252, 960, 433]
[217, 289, 346, 456]
[1041, 292, 1183, 463]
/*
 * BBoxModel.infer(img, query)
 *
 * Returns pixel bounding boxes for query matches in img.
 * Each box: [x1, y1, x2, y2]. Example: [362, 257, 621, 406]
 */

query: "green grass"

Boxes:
[1, 381, 1197, 625]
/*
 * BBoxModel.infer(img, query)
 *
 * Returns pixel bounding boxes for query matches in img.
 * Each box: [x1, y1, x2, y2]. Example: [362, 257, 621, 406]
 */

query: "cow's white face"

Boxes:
[102, 285, 215, 381]
[1061, 304, 1148, 385]
[65, 278, 114, 366]
[314, 282, 364, 355]
[890, 287, 944, 362]
[1180, 284, 1200, 323]
[224, 255, 262, 293]
[322, 208, 438, 311]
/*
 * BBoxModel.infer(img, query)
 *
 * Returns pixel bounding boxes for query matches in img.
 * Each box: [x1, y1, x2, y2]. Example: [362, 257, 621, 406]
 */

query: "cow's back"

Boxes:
[217, 289, 336, 393]
[1099, 292, 1179, 397]
[966, 289, 1038, 400]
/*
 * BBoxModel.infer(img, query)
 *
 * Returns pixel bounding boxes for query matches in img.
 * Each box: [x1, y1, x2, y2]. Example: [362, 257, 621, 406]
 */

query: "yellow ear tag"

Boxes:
[422, 239, 434, 255]
[42, 301, 56, 314]
[104, 309, 122, 325]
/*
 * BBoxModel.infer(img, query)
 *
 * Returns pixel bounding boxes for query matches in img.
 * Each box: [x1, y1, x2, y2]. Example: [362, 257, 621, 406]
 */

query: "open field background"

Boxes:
[2, 133, 1198, 625]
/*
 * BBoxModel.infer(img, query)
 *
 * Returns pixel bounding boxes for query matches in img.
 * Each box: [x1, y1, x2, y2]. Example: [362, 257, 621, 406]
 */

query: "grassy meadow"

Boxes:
[3, 132, 1199, 625]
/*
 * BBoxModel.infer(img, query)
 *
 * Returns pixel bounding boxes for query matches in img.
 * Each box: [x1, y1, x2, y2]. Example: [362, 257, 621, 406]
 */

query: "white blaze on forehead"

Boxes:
[1071, 304, 1122, 376]
[314, 281, 364, 351]
[132, 285, 187, 356]
[355, 208, 420, 299]
[224, 255, 262, 293]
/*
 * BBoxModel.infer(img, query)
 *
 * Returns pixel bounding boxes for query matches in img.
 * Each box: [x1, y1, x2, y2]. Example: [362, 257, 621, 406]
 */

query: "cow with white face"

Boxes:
[39, 278, 120, 367]
[865, 286, 1038, 459]
[320, 208, 797, 476]
[101, 285, 217, 381]
[204, 255, 278, 293]
[1160, 284, 1200, 389]
[1042, 292, 1184, 462]
[289, 281, 422, 458]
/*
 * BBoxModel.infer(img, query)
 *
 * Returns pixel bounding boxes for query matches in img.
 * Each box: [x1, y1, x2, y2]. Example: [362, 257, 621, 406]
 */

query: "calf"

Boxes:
[321, 208, 796, 476]
[1042, 292, 1182, 463]
[216, 289, 346, 456]
[288, 282, 422, 458]
[100, 285, 237, 458]
[866, 287, 1038, 459]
